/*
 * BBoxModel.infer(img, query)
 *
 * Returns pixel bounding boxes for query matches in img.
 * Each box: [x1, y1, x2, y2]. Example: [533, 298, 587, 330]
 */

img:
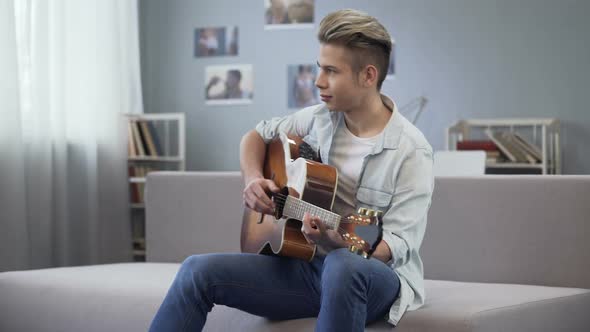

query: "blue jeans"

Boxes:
[148, 248, 400, 332]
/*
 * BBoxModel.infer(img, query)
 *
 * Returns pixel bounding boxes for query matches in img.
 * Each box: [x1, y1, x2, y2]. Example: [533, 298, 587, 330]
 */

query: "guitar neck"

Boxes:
[282, 195, 341, 230]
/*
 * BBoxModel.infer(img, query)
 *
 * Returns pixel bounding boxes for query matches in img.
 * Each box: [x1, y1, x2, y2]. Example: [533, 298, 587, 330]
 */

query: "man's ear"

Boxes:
[360, 64, 379, 88]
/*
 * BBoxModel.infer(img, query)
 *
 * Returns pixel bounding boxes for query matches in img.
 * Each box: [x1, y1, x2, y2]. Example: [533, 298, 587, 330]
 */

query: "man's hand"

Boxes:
[242, 177, 280, 215]
[371, 240, 393, 264]
[301, 212, 348, 250]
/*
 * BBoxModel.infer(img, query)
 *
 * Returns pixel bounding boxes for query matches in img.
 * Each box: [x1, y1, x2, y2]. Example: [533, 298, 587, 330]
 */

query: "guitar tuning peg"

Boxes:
[375, 210, 383, 218]
[349, 245, 368, 258]
[349, 245, 362, 255]
[367, 209, 376, 217]
[357, 207, 368, 215]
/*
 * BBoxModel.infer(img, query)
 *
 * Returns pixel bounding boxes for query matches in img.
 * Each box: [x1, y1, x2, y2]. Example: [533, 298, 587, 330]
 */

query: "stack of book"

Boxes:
[127, 120, 163, 157]
[128, 165, 155, 178]
[456, 140, 503, 163]
[457, 131, 542, 165]
[127, 166, 150, 204]
[484, 130, 542, 164]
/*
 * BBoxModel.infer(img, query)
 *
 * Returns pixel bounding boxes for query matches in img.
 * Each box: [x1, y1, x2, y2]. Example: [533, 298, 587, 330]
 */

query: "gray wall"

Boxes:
[139, 0, 590, 174]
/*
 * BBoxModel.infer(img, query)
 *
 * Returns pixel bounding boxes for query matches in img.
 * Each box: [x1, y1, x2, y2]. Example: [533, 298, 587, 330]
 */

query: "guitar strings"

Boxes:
[269, 193, 368, 240]
[271, 193, 352, 224]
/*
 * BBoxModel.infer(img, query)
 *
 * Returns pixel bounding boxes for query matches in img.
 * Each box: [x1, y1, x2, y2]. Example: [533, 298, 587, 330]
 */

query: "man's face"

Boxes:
[315, 43, 364, 112]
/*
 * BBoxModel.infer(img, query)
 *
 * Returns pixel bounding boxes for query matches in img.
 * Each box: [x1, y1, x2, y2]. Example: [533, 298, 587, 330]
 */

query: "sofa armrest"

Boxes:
[145, 171, 244, 262]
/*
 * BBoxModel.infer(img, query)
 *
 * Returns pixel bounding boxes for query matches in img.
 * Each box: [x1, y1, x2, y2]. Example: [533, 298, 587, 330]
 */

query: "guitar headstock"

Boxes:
[340, 208, 384, 259]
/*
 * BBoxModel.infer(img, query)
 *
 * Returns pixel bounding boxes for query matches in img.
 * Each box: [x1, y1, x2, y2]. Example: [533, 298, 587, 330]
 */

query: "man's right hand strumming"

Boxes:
[242, 177, 280, 215]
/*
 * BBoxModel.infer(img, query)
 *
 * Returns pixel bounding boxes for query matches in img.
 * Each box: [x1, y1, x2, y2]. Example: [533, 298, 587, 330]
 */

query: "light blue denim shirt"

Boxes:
[255, 95, 434, 325]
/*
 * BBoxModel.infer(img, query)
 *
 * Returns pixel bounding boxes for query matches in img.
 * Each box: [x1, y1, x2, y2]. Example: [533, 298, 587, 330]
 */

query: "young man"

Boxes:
[149, 9, 434, 331]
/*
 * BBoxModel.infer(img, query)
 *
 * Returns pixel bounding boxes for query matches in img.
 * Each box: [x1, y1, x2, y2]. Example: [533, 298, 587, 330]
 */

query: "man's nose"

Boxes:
[315, 71, 327, 89]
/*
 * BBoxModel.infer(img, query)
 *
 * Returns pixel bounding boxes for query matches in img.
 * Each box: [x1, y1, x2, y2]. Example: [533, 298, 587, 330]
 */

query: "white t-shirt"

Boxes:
[329, 117, 382, 217]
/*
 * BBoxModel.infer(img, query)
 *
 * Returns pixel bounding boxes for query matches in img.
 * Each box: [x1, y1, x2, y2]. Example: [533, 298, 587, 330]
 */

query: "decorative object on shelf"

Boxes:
[124, 113, 186, 261]
[447, 118, 560, 175]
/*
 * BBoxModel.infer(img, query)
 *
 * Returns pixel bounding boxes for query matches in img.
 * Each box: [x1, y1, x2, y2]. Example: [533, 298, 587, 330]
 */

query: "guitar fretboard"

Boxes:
[282, 195, 341, 230]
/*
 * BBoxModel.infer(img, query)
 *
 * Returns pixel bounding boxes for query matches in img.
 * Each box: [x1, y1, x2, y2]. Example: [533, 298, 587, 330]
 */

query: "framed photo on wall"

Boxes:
[287, 64, 319, 109]
[205, 64, 254, 105]
[264, 0, 314, 29]
[194, 26, 239, 57]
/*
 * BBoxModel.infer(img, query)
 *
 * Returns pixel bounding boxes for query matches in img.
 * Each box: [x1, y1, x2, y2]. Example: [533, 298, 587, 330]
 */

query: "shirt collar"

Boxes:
[379, 94, 403, 150]
[313, 93, 404, 151]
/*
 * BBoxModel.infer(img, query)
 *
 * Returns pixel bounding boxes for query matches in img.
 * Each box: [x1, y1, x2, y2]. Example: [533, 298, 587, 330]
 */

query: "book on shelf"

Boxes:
[504, 133, 538, 164]
[128, 165, 156, 178]
[499, 132, 531, 164]
[127, 122, 137, 157]
[485, 130, 516, 162]
[139, 121, 159, 157]
[456, 140, 498, 152]
[129, 183, 144, 204]
[147, 122, 164, 156]
[485, 130, 541, 165]
[512, 133, 542, 162]
[137, 183, 145, 203]
[128, 165, 158, 204]
[136, 121, 150, 156]
[457, 140, 502, 163]
[131, 121, 146, 156]
[127, 119, 164, 158]
[128, 166, 142, 203]
[485, 150, 502, 163]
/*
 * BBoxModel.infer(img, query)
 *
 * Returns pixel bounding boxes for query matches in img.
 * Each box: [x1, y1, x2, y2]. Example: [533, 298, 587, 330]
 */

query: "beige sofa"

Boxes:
[1, 172, 589, 331]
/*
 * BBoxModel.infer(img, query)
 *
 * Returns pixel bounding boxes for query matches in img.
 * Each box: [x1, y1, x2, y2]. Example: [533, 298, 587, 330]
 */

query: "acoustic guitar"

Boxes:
[240, 133, 383, 261]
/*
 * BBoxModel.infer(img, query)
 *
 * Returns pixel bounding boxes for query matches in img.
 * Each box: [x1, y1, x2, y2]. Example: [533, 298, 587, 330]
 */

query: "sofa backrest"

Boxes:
[422, 175, 590, 289]
[146, 172, 590, 289]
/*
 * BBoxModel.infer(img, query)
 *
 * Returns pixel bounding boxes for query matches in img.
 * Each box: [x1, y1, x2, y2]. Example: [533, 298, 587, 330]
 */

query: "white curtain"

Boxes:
[0, 0, 143, 271]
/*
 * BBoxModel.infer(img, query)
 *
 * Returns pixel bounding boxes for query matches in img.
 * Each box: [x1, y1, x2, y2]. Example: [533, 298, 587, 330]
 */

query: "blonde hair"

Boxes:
[317, 9, 392, 90]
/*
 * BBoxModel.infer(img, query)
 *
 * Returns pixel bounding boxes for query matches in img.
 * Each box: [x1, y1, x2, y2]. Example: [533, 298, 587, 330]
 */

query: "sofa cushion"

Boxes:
[1, 263, 589, 331]
[0, 263, 178, 332]
[205, 280, 590, 332]
[399, 280, 590, 332]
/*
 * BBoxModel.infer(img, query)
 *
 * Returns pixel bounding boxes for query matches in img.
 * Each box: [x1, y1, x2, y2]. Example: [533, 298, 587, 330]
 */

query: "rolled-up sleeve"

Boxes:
[254, 105, 319, 143]
[381, 148, 434, 268]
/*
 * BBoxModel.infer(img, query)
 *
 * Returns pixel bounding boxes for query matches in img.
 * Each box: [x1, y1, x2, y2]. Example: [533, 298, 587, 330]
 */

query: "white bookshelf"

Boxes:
[446, 118, 560, 175]
[124, 112, 185, 260]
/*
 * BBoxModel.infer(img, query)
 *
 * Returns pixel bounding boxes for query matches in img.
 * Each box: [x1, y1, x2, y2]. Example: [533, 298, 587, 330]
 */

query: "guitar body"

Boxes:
[240, 134, 338, 261]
